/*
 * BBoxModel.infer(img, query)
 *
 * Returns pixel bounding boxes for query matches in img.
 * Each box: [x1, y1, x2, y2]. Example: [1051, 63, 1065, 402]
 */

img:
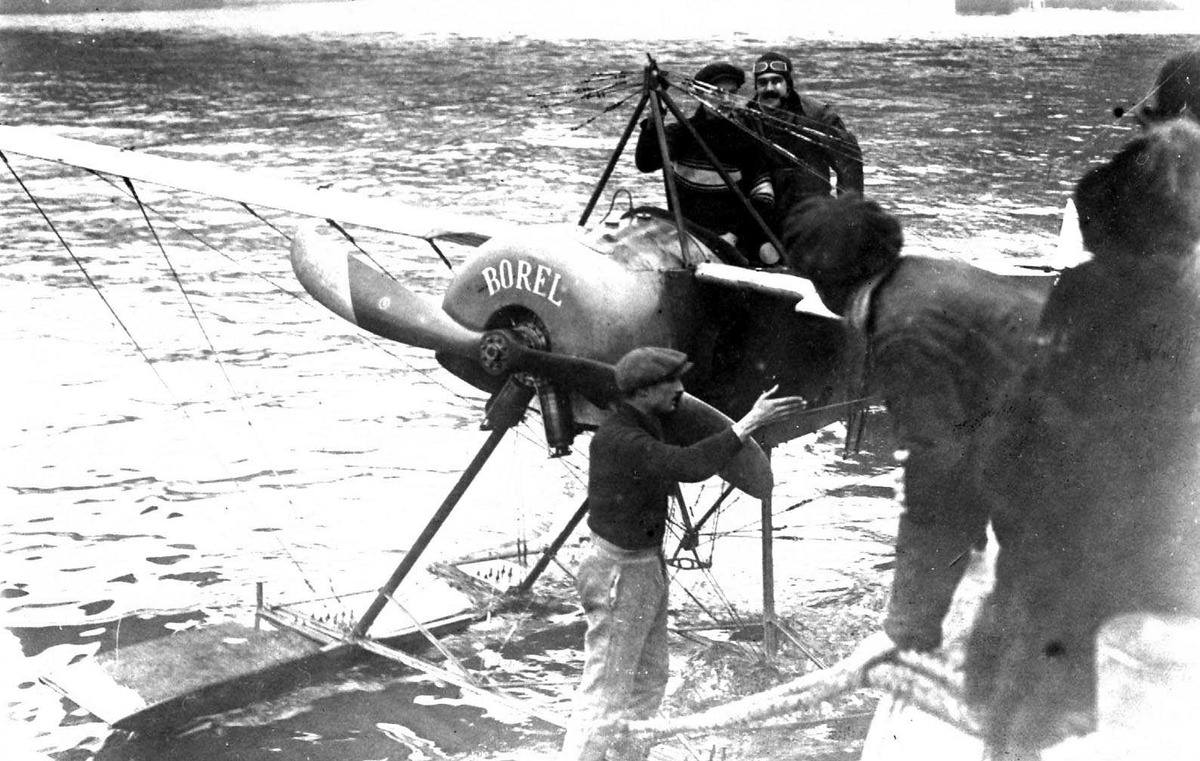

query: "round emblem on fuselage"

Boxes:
[378, 296, 391, 310]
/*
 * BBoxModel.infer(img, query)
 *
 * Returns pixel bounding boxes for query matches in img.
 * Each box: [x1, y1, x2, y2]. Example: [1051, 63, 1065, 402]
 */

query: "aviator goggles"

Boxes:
[753, 60, 790, 74]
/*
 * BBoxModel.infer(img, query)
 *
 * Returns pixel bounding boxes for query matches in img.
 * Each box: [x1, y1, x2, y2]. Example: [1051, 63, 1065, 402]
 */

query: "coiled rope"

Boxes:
[600, 645, 981, 745]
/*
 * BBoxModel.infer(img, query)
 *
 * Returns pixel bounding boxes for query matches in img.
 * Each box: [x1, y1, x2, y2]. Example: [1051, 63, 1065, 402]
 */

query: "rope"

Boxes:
[602, 645, 982, 745]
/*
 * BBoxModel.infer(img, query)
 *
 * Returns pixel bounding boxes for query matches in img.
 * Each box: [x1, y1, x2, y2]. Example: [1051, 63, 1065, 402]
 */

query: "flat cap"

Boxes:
[693, 62, 745, 88]
[615, 347, 693, 394]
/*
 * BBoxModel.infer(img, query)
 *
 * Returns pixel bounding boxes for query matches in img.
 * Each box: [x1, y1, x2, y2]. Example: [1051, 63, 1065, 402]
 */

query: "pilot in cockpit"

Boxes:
[633, 61, 778, 267]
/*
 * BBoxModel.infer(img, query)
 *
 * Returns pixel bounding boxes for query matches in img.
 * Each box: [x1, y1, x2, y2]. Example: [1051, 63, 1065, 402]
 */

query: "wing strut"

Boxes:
[577, 57, 694, 264]
[577, 58, 787, 267]
[351, 379, 535, 638]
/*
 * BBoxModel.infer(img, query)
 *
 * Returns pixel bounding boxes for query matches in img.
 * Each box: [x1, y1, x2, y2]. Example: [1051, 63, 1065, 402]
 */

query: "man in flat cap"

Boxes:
[561, 346, 806, 761]
[634, 61, 777, 265]
[748, 51, 863, 222]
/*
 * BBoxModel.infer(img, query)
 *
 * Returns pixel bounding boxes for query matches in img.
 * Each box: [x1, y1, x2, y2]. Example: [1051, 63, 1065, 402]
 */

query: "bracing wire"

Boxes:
[86, 167, 475, 394]
[665, 485, 754, 638]
[429, 72, 642, 150]
[678, 76, 862, 191]
[1, 152, 175, 394]
[240, 201, 292, 242]
[120, 175, 338, 601]
[11, 153, 605, 618]
[3, 151, 357, 606]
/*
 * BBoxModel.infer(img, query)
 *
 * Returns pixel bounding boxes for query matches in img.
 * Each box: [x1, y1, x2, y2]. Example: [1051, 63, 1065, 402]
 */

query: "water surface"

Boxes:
[1, 6, 1197, 760]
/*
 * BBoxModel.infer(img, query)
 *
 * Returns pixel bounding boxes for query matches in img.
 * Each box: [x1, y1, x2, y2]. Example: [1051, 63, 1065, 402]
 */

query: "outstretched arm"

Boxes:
[731, 384, 808, 441]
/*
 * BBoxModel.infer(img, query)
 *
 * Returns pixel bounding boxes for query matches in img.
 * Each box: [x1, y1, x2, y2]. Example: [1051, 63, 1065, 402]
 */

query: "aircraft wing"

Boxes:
[0, 125, 514, 246]
[692, 262, 841, 320]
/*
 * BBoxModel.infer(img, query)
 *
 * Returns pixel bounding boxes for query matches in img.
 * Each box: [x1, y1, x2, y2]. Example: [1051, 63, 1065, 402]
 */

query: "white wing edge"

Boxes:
[0, 125, 513, 245]
[692, 262, 841, 320]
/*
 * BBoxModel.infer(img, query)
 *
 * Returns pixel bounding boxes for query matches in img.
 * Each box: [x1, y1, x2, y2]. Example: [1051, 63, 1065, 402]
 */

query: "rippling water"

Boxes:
[2, 4, 1198, 760]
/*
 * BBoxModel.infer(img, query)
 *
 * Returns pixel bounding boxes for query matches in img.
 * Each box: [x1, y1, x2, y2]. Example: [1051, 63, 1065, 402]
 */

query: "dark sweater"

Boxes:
[587, 402, 743, 550]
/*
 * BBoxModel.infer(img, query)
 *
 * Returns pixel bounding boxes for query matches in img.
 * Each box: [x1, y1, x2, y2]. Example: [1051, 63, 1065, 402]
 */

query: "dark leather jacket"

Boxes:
[748, 91, 864, 206]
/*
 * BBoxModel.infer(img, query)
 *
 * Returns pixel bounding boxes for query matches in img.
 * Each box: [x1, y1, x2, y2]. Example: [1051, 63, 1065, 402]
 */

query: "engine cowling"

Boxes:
[439, 220, 705, 404]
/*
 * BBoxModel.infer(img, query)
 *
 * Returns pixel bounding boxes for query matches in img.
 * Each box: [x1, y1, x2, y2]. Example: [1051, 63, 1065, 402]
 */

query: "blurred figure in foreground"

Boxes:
[1129, 47, 1200, 127]
[964, 118, 1200, 758]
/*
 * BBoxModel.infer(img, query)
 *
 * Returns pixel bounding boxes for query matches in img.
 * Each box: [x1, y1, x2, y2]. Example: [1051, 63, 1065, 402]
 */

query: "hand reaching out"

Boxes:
[731, 384, 808, 441]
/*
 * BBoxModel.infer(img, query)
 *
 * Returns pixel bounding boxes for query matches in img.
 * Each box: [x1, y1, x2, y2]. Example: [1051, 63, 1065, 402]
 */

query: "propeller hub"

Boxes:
[479, 325, 545, 377]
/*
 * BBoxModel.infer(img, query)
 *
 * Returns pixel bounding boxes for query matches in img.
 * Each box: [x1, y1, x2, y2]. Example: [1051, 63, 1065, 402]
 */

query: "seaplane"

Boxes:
[1, 58, 1066, 747]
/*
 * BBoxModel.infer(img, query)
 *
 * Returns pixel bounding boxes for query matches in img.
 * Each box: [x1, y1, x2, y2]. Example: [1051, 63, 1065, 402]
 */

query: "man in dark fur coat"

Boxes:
[780, 194, 1051, 656]
[965, 119, 1200, 756]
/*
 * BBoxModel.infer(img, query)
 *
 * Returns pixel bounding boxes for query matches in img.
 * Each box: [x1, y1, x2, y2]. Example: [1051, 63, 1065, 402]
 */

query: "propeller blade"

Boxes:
[478, 330, 620, 404]
[474, 331, 771, 496]
[291, 223, 481, 357]
[663, 394, 774, 500]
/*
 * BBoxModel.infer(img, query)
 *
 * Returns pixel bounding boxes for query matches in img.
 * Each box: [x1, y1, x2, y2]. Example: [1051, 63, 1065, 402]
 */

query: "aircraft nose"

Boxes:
[290, 222, 482, 356]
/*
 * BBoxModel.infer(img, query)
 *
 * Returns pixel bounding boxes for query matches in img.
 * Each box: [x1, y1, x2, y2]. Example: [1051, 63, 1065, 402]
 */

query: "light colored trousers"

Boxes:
[561, 532, 670, 761]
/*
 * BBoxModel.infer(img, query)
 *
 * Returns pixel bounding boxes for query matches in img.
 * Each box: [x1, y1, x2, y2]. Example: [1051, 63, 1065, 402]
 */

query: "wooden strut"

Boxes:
[646, 63, 694, 266]
[761, 447, 777, 658]
[578, 58, 787, 271]
[260, 406, 577, 727]
[352, 425, 510, 638]
[579, 86, 651, 227]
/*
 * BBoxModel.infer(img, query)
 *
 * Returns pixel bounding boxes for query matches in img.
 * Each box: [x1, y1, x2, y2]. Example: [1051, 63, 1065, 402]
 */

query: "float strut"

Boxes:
[352, 426, 510, 638]
[515, 497, 590, 593]
[761, 446, 778, 658]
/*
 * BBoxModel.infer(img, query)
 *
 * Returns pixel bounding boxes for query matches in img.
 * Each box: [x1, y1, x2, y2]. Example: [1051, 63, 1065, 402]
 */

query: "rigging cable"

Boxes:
[88, 168, 467, 389]
[239, 201, 292, 242]
[2, 149, 346, 607]
[125, 173, 334, 602]
[2, 151, 180, 404]
[679, 76, 863, 192]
